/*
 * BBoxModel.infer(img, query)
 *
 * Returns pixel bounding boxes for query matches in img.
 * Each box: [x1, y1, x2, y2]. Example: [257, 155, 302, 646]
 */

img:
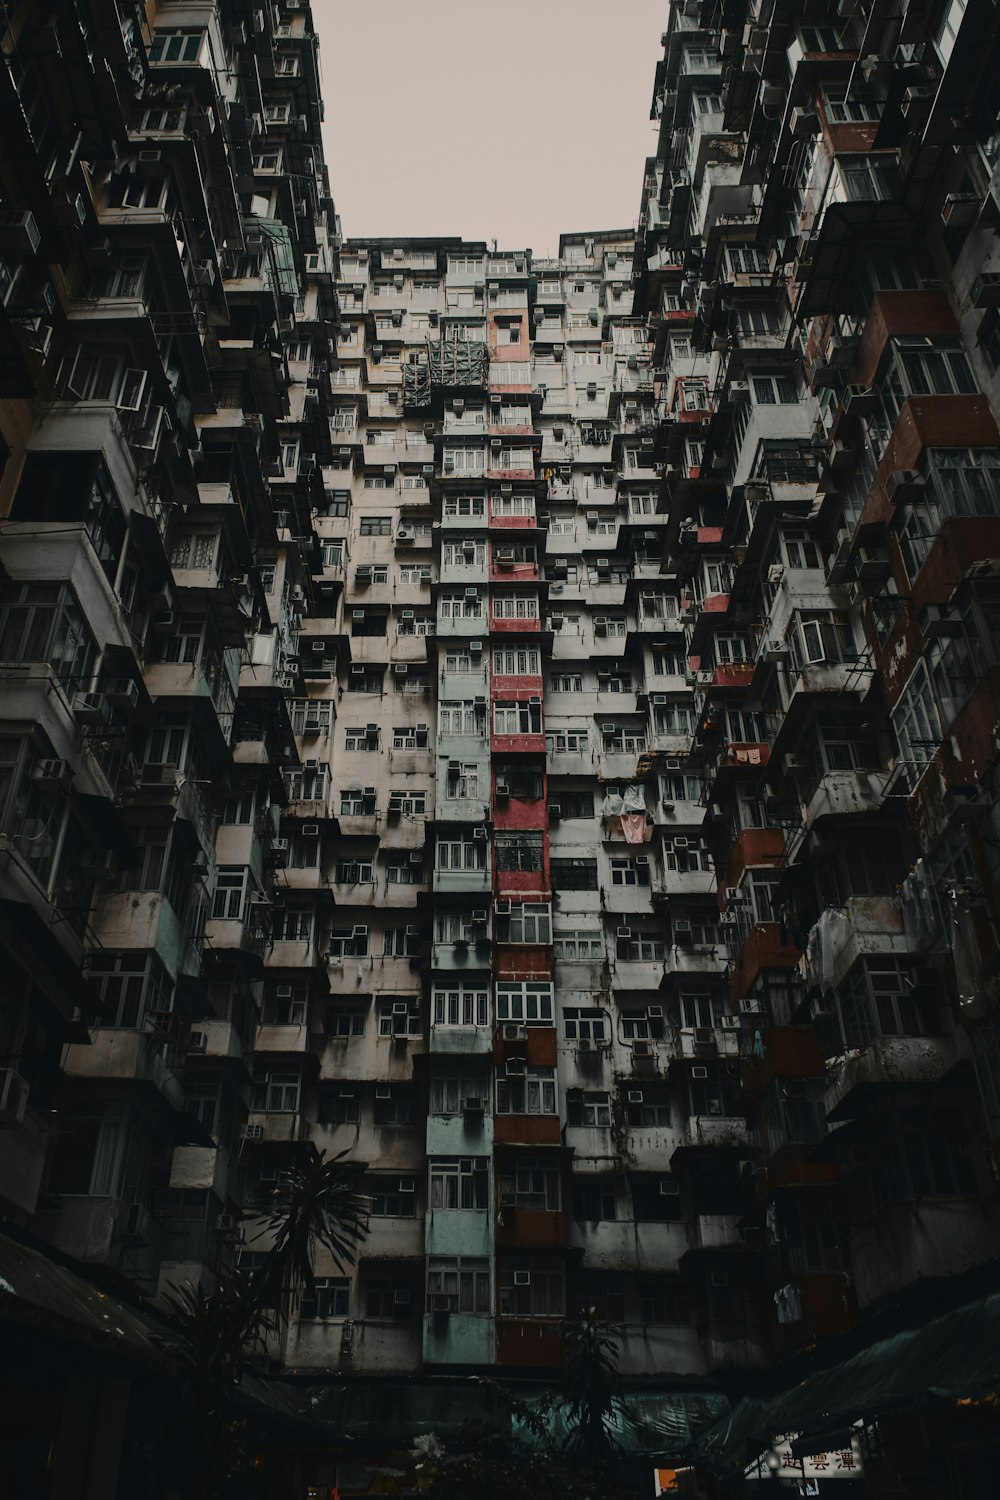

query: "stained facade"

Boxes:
[1, 0, 1000, 1469]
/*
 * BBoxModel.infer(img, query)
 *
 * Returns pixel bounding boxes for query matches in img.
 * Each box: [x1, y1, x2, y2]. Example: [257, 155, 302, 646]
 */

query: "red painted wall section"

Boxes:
[490, 511, 538, 531]
[490, 674, 543, 697]
[862, 396, 1000, 530]
[494, 947, 554, 982]
[490, 558, 539, 583]
[853, 290, 959, 388]
[488, 313, 529, 357]
[713, 663, 755, 689]
[493, 1115, 562, 1146]
[492, 791, 548, 832]
[495, 1210, 566, 1249]
[727, 828, 785, 888]
[495, 1319, 563, 1367]
[491, 733, 546, 757]
[490, 614, 541, 636]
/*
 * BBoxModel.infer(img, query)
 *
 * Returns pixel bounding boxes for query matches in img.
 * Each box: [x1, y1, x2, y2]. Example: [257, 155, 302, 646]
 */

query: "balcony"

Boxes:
[62, 1028, 185, 1113]
[495, 1318, 563, 1367]
[825, 1034, 963, 1122]
[803, 896, 907, 993]
[676, 1115, 750, 1152]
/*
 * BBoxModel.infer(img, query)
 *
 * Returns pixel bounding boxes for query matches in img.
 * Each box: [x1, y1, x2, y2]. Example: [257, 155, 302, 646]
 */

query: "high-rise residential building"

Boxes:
[2, 0, 1000, 1491]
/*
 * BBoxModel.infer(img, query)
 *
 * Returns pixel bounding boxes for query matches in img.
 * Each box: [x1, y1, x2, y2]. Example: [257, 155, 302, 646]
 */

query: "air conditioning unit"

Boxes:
[106, 678, 141, 711]
[72, 691, 109, 725]
[725, 886, 740, 903]
[627, 1090, 644, 1104]
[616, 926, 632, 939]
[633, 1040, 652, 1058]
[886, 469, 925, 504]
[720, 1016, 740, 1030]
[691, 1065, 709, 1080]
[495, 780, 510, 798]
[32, 758, 73, 793]
[188, 1031, 208, 1054]
[79, 849, 116, 883]
[301, 823, 320, 838]
[462, 1096, 485, 1114]
[513, 1271, 531, 1287]
[119, 1202, 150, 1244]
[659, 1179, 679, 1196]
[504, 1024, 527, 1041]
[240, 1123, 264, 1141]
[0, 1069, 29, 1127]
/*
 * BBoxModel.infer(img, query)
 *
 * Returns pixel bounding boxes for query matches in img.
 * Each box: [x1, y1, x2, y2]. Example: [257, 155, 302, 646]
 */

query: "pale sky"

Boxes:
[314, 0, 666, 256]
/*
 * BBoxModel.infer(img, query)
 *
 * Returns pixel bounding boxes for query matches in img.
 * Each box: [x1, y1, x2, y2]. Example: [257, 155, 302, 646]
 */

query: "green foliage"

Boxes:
[250, 1147, 370, 1318]
[561, 1304, 623, 1460]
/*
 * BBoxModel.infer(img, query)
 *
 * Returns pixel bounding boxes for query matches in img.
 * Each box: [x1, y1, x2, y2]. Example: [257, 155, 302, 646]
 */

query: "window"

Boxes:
[640, 1279, 691, 1324]
[272, 905, 314, 943]
[617, 932, 666, 961]
[430, 1158, 489, 1210]
[496, 1065, 556, 1114]
[492, 592, 539, 619]
[317, 1087, 360, 1125]
[839, 959, 940, 1049]
[494, 832, 544, 873]
[443, 494, 486, 517]
[547, 730, 589, 753]
[493, 700, 542, 734]
[252, 1070, 301, 1113]
[323, 1008, 366, 1039]
[431, 1076, 489, 1114]
[433, 985, 489, 1027]
[550, 674, 583, 693]
[87, 952, 172, 1030]
[300, 1279, 350, 1319]
[440, 701, 481, 735]
[149, 28, 205, 63]
[499, 1157, 561, 1210]
[439, 591, 483, 619]
[360, 515, 392, 536]
[891, 660, 942, 772]
[499, 1259, 564, 1316]
[443, 447, 485, 475]
[563, 1007, 607, 1042]
[346, 670, 383, 693]
[554, 932, 603, 960]
[335, 860, 373, 884]
[340, 788, 376, 816]
[372, 1087, 415, 1126]
[446, 762, 481, 799]
[428, 1257, 489, 1312]
[751, 375, 798, 405]
[551, 858, 598, 891]
[370, 1176, 416, 1216]
[344, 727, 378, 752]
[382, 926, 421, 958]
[492, 646, 541, 674]
[632, 1177, 682, 1222]
[435, 838, 487, 871]
[496, 903, 551, 944]
[610, 857, 651, 887]
[824, 84, 879, 122]
[493, 764, 543, 799]
[0, 582, 98, 688]
[653, 702, 692, 738]
[496, 981, 553, 1025]
[328, 925, 369, 958]
[572, 1181, 617, 1221]
[566, 1091, 611, 1127]
[366, 1281, 414, 1321]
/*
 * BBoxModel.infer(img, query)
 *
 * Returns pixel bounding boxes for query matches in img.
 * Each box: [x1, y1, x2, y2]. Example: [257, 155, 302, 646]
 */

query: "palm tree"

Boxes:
[160, 1264, 278, 1498]
[251, 1147, 370, 1320]
[561, 1305, 622, 1461]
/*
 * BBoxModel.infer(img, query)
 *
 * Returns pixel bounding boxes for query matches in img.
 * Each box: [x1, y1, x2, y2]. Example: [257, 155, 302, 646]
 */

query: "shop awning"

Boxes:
[691, 1288, 1000, 1476]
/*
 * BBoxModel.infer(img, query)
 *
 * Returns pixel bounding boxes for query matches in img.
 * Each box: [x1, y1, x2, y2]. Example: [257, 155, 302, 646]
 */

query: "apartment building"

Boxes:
[3, 0, 1000, 1490]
